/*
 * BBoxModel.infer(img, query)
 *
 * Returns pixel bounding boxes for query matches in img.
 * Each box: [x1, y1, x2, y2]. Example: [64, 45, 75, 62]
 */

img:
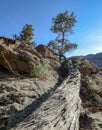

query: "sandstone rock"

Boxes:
[0, 37, 42, 75]
[35, 44, 57, 59]
[1, 40, 102, 130]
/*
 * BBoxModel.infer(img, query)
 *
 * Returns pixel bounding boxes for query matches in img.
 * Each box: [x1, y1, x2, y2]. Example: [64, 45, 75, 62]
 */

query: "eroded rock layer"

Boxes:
[0, 37, 42, 75]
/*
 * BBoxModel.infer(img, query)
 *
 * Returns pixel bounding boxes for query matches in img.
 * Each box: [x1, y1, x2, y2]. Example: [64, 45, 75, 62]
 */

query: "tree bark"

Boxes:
[11, 67, 82, 130]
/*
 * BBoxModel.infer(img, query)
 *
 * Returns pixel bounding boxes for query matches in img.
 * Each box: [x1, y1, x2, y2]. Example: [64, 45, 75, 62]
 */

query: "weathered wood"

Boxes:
[12, 68, 81, 130]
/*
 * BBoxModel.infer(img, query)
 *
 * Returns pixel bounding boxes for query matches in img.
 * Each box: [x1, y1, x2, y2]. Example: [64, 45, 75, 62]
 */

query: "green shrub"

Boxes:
[31, 61, 49, 78]
[98, 123, 102, 128]
[72, 57, 92, 69]
[62, 57, 97, 76]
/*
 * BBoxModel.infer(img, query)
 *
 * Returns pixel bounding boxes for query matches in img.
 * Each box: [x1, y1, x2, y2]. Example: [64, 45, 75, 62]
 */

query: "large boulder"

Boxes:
[35, 45, 57, 59]
[0, 37, 42, 75]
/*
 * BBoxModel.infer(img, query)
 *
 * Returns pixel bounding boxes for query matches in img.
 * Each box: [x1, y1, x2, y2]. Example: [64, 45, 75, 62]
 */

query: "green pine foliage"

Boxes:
[13, 24, 36, 47]
[48, 10, 77, 61]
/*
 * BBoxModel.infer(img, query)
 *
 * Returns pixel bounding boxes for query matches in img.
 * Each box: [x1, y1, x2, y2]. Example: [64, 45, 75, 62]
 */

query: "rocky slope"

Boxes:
[0, 37, 42, 75]
[0, 37, 82, 130]
[64, 57, 102, 130]
[0, 37, 102, 130]
[0, 71, 59, 130]
[10, 66, 81, 130]
[85, 52, 102, 67]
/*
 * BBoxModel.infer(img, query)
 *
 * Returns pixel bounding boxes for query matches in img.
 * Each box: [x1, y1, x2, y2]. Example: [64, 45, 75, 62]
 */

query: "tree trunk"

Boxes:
[11, 67, 82, 130]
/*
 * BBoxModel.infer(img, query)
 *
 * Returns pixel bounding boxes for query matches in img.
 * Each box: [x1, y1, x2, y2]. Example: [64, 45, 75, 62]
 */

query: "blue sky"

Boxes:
[0, 0, 102, 57]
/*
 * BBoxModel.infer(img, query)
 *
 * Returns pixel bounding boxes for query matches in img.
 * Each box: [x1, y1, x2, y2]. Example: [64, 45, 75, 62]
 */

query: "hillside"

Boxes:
[0, 37, 102, 130]
[64, 57, 102, 130]
[85, 52, 102, 67]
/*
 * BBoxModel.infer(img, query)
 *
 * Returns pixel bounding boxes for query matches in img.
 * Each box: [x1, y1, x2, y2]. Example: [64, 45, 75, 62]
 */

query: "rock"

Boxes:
[88, 112, 102, 130]
[1, 37, 101, 130]
[63, 58, 102, 129]
[66, 57, 102, 106]
[10, 66, 81, 130]
[0, 72, 59, 129]
[0, 37, 42, 75]
[35, 44, 57, 59]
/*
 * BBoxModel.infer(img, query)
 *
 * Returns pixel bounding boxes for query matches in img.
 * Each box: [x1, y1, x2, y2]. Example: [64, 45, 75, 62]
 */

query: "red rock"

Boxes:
[36, 45, 57, 59]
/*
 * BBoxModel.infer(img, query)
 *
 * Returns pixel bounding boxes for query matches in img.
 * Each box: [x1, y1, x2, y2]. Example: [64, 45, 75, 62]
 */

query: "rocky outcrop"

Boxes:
[0, 69, 59, 130]
[36, 45, 57, 59]
[0, 37, 42, 75]
[1, 37, 101, 130]
[65, 57, 102, 106]
[9, 67, 81, 130]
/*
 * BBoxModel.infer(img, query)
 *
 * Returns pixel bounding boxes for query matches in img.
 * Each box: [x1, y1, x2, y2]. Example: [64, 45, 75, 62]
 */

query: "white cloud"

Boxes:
[85, 33, 102, 53]
[68, 31, 102, 57]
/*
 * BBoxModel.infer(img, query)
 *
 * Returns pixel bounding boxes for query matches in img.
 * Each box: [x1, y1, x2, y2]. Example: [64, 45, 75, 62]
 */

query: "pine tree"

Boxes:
[48, 10, 77, 61]
[13, 24, 36, 47]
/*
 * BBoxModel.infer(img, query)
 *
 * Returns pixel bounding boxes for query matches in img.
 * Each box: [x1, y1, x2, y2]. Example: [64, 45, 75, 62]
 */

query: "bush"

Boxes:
[31, 61, 49, 78]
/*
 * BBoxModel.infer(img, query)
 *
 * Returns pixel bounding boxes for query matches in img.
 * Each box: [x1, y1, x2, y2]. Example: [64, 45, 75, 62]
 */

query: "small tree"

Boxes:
[13, 24, 36, 47]
[48, 10, 77, 61]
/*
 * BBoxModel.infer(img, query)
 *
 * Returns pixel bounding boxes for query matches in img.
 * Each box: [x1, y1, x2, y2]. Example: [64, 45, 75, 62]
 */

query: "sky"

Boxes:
[0, 0, 102, 57]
